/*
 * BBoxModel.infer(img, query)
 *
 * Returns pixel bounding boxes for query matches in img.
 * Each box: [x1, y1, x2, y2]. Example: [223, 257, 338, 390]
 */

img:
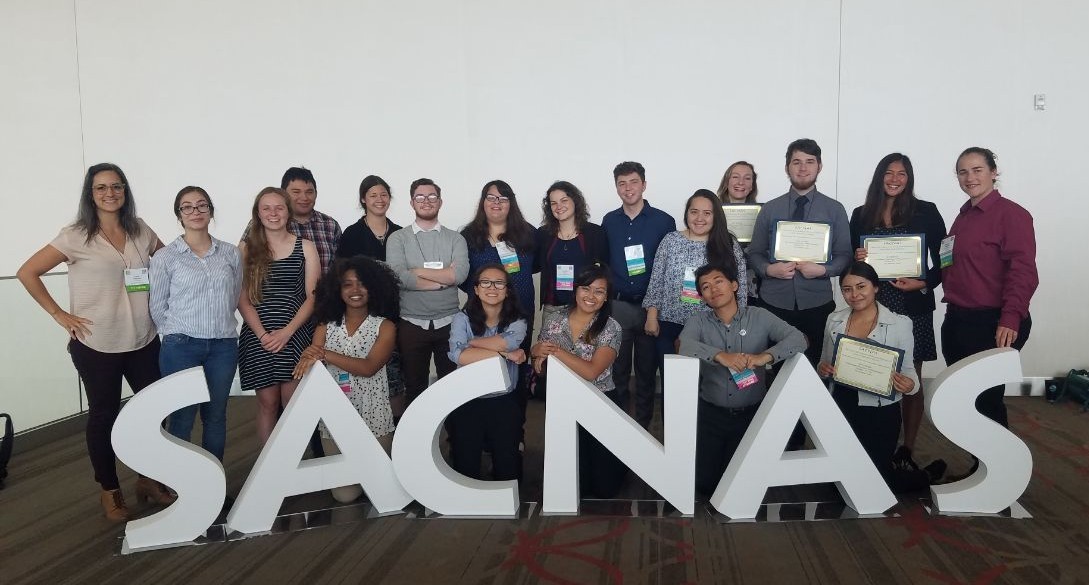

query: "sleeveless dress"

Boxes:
[238, 237, 313, 390]
[871, 225, 937, 361]
[319, 315, 395, 438]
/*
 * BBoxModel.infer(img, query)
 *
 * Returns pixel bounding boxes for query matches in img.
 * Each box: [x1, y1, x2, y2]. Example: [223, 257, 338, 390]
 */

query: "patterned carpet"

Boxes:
[4, 396, 1089, 584]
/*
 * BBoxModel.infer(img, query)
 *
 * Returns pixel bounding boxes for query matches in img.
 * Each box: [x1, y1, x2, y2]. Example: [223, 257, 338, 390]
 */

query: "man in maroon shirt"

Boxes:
[941, 147, 1038, 435]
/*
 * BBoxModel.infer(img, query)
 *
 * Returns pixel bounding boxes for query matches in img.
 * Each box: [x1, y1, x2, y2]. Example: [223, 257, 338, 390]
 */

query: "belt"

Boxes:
[703, 399, 760, 416]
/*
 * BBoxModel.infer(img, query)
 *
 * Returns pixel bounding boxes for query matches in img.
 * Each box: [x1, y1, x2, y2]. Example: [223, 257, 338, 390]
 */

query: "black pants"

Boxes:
[761, 300, 835, 368]
[941, 307, 1032, 428]
[610, 299, 658, 428]
[579, 390, 628, 498]
[832, 385, 901, 476]
[397, 320, 457, 404]
[69, 337, 161, 490]
[449, 392, 522, 481]
[695, 399, 759, 495]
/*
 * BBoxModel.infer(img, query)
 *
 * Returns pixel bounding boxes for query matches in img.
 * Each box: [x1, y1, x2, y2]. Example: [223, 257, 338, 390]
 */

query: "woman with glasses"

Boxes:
[17, 163, 166, 522]
[531, 263, 626, 498]
[447, 264, 528, 480]
[149, 187, 242, 464]
[460, 180, 537, 399]
[237, 187, 320, 445]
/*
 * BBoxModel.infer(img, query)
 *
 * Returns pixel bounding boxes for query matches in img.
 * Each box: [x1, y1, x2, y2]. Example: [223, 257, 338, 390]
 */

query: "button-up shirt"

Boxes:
[292, 209, 342, 275]
[679, 306, 806, 408]
[602, 200, 677, 301]
[746, 189, 852, 310]
[149, 236, 243, 339]
[447, 312, 527, 397]
[942, 190, 1038, 330]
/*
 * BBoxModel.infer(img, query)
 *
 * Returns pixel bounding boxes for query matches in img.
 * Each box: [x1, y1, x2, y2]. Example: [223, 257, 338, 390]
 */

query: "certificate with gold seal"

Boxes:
[722, 204, 762, 243]
[861, 234, 925, 280]
[772, 221, 831, 263]
[831, 335, 905, 399]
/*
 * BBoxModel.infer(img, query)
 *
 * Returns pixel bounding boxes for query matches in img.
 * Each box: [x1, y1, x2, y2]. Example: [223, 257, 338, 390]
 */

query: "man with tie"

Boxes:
[746, 138, 851, 367]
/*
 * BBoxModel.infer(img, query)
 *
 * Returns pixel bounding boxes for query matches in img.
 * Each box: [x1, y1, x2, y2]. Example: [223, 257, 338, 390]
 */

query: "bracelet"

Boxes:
[260, 331, 270, 339]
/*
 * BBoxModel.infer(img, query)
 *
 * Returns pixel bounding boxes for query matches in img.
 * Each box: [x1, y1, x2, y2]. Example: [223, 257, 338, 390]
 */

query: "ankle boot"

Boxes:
[101, 489, 129, 522]
[135, 477, 178, 505]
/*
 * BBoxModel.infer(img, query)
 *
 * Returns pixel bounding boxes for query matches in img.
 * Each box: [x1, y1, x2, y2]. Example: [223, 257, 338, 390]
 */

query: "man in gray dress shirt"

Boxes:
[679, 263, 806, 495]
[746, 138, 851, 367]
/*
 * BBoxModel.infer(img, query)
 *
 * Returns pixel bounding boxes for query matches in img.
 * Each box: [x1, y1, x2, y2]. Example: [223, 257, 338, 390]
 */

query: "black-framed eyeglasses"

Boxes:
[476, 279, 508, 290]
[413, 194, 440, 203]
[179, 202, 212, 215]
[92, 183, 125, 195]
[484, 195, 510, 204]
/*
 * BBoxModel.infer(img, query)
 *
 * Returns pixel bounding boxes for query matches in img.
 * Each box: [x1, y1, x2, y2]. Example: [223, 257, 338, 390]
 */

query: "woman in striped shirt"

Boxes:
[150, 186, 243, 463]
[237, 188, 320, 445]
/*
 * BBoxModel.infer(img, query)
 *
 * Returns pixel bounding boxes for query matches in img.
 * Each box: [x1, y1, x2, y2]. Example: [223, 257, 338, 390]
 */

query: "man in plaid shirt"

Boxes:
[281, 166, 342, 273]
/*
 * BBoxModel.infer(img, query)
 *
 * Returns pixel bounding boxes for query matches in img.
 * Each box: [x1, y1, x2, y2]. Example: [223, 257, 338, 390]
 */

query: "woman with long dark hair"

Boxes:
[17, 163, 167, 521]
[237, 187, 320, 445]
[817, 262, 943, 490]
[643, 189, 747, 371]
[447, 264, 528, 480]
[534, 180, 608, 323]
[150, 186, 241, 464]
[532, 263, 626, 497]
[850, 153, 946, 469]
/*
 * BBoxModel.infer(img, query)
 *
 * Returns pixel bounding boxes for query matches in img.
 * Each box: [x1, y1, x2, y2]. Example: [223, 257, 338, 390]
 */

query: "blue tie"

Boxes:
[792, 197, 808, 221]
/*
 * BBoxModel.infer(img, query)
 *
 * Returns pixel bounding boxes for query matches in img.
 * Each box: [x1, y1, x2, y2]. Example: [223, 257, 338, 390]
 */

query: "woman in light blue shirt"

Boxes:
[447, 264, 527, 481]
[150, 186, 242, 462]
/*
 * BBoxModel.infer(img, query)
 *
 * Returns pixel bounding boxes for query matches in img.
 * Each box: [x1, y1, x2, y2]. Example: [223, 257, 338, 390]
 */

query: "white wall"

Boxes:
[2, 0, 1085, 431]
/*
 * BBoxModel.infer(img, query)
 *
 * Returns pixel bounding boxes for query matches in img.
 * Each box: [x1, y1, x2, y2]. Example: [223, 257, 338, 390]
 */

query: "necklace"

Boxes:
[847, 307, 878, 337]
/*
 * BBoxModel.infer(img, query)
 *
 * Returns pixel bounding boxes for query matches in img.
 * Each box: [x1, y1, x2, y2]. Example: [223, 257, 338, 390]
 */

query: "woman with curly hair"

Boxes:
[294, 255, 400, 501]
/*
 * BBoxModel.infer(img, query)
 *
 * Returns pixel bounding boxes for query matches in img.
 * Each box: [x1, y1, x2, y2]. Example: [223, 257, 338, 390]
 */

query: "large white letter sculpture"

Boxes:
[112, 368, 226, 552]
[927, 348, 1033, 513]
[542, 355, 699, 515]
[711, 355, 897, 519]
[226, 364, 412, 534]
[391, 357, 520, 517]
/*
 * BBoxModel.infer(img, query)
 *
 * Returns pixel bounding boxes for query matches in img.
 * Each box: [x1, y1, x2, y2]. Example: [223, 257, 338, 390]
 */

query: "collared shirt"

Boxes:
[746, 189, 852, 310]
[447, 312, 527, 397]
[292, 209, 342, 275]
[678, 306, 806, 408]
[149, 236, 243, 339]
[819, 303, 919, 407]
[602, 200, 677, 301]
[386, 220, 470, 328]
[941, 190, 1038, 330]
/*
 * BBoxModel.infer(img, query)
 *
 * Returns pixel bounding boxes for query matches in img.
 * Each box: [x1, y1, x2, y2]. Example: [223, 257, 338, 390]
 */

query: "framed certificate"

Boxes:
[772, 221, 831, 263]
[722, 204, 762, 243]
[861, 234, 925, 280]
[831, 335, 905, 399]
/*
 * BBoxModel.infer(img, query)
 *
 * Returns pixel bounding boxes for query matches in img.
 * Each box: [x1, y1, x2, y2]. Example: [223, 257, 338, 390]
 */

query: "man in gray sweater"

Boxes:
[386, 178, 470, 404]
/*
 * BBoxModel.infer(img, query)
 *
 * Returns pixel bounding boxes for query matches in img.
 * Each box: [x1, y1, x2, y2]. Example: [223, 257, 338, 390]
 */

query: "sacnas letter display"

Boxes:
[112, 349, 1032, 553]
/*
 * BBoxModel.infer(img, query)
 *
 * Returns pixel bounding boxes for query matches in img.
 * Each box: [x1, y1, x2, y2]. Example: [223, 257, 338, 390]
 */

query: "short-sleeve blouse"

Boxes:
[49, 218, 159, 353]
[537, 311, 622, 392]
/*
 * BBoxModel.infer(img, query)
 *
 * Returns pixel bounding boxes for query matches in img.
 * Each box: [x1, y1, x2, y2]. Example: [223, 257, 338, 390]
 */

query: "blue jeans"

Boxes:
[160, 334, 238, 461]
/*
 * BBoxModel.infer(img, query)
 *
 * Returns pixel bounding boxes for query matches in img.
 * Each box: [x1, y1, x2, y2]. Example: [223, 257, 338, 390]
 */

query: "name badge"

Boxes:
[495, 241, 520, 273]
[730, 367, 759, 390]
[624, 244, 646, 276]
[680, 266, 700, 304]
[939, 235, 955, 268]
[331, 369, 351, 394]
[556, 264, 574, 291]
[423, 261, 445, 270]
[124, 268, 150, 293]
